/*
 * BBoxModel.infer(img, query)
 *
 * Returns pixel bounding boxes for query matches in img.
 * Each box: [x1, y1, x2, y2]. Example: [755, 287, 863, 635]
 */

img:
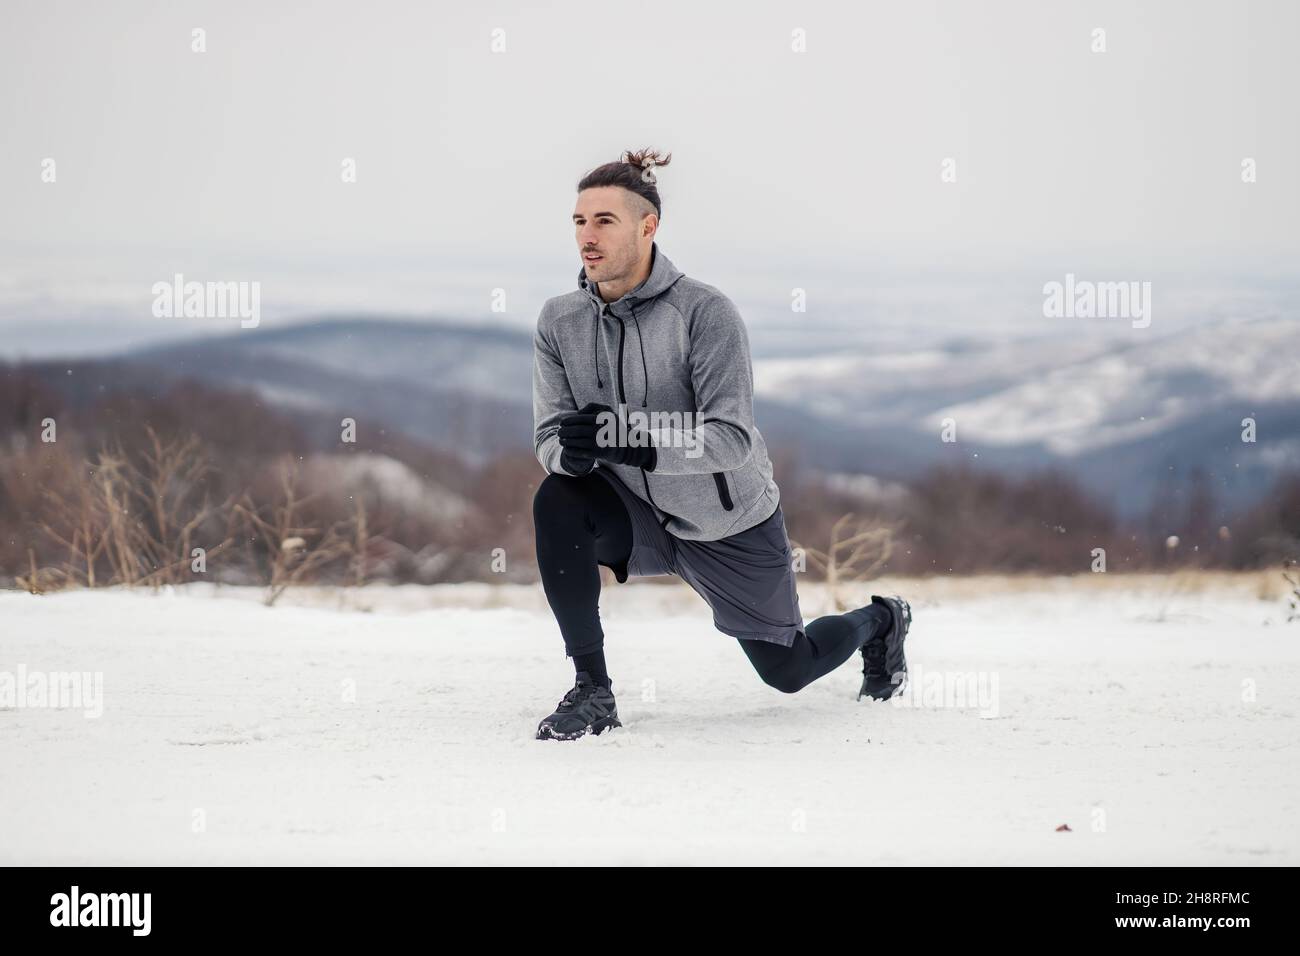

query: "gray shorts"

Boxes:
[594, 468, 805, 647]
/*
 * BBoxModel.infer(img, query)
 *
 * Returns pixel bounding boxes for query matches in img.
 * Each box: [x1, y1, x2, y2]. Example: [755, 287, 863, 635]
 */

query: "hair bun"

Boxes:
[623, 148, 672, 183]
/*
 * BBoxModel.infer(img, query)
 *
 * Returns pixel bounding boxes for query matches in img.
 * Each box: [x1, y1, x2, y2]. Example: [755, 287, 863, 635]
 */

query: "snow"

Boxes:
[1, 576, 1297, 865]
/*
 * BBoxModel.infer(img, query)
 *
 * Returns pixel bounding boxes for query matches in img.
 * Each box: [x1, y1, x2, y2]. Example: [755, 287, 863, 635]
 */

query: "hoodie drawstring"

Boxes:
[592, 302, 604, 389]
[593, 301, 649, 406]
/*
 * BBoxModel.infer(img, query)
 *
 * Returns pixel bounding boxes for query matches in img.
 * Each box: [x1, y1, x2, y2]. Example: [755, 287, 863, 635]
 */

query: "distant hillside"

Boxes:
[13, 313, 1300, 514]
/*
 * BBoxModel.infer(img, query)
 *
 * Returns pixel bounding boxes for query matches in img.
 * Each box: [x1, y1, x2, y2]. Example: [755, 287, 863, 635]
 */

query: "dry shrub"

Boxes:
[19, 426, 233, 590]
[234, 456, 358, 606]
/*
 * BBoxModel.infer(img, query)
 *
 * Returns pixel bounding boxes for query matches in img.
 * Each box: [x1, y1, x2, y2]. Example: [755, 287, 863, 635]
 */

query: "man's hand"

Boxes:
[558, 402, 657, 470]
[559, 446, 596, 476]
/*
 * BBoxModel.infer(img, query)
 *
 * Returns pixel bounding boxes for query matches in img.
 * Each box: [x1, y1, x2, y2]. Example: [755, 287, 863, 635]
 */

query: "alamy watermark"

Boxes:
[152, 273, 260, 328]
[50, 886, 150, 936]
[0, 664, 103, 718]
[1043, 273, 1151, 329]
[888, 665, 1000, 718]
[595, 407, 704, 458]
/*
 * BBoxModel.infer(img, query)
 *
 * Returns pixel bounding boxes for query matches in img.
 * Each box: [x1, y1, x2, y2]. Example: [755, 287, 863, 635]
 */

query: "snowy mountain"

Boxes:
[752, 316, 1300, 511]
[23, 313, 1300, 513]
[103, 317, 535, 459]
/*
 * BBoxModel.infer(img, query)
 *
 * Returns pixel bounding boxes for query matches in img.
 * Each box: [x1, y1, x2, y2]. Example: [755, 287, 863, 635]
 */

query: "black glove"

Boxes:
[558, 402, 657, 470]
[559, 446, 596, 476]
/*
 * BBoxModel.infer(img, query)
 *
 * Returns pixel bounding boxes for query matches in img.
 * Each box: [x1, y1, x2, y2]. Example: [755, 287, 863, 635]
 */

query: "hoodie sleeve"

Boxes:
[532, 310, 586, 476]
[645, 292, 756, 475]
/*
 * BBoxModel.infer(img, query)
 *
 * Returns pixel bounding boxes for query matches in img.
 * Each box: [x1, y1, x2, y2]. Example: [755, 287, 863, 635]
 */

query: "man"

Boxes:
[531, 148, 912, 741]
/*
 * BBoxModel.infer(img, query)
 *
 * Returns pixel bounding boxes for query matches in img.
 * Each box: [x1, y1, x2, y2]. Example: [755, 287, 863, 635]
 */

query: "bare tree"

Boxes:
[793, 513, 896, 612]
[351, 496, 369, 589]
[33, 427, 233, 589]
[35, 453, 111, 589]
[234, 458, 356, 606]
[1285, 559, 1300, 623]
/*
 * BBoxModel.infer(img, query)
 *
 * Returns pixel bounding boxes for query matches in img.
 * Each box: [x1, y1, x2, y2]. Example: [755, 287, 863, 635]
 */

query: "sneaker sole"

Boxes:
[536, 713, 622, 741]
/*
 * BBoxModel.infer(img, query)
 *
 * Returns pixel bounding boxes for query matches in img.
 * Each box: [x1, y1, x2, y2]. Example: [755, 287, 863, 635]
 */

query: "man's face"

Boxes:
[573, 186, 649, 283]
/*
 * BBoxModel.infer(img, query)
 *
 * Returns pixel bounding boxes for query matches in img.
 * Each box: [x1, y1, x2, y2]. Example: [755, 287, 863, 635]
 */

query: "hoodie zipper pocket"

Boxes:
[712, 472, 735, 511]
[641, 469, 675, 528]
[614, 314, 627, 405]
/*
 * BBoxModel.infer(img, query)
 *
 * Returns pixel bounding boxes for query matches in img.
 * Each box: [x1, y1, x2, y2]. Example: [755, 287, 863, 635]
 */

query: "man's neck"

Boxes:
[597, 248, 654, 303]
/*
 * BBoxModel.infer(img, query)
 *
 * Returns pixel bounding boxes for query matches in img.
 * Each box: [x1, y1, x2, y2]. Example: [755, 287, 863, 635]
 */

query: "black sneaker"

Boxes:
[858, 595, 911, 701]
[535, 671, 622, 741]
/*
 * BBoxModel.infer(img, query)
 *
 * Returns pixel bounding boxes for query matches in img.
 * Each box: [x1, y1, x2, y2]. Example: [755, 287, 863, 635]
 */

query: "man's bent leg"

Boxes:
[739, 604, 891, 693]
[533, 473, 633, 683]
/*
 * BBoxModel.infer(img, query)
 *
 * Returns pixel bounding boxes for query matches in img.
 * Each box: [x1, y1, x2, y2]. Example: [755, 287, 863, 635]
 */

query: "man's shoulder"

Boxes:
[664, 276, 743, 330]
[536, 290, 591, 331]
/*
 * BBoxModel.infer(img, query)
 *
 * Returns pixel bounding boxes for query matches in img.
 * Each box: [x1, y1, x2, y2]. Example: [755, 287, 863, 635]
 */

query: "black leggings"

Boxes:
[533, 472, 634, 657]
[532, 472, 889, 693]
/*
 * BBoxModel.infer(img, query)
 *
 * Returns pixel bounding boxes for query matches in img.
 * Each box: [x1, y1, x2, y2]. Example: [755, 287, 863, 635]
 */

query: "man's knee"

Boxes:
[742, 635, 811, 694]
[757, 665, 808, 695]
[750, 646, 810, 693]
[533, 472, 589, 524]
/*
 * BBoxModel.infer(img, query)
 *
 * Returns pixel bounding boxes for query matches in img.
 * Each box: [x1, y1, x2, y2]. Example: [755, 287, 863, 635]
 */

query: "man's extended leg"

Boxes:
[532, 472, 634, 689]
[739, 604, 892, 694]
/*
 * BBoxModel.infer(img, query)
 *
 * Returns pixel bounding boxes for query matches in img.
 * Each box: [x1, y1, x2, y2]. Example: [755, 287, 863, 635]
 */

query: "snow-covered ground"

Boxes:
[1, 575, 1297, 865]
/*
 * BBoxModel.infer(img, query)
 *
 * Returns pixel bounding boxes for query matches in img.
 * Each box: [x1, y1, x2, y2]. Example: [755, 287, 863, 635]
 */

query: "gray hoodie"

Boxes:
[533, 242, 781, 540]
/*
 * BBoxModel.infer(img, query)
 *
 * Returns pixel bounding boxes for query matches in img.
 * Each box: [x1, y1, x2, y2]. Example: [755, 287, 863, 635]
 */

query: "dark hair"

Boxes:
[577, 147, 673, 221]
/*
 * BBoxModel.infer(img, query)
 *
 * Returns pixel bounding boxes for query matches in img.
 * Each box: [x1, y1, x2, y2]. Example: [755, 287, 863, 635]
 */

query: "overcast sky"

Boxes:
[1, 0, 1296, 353]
